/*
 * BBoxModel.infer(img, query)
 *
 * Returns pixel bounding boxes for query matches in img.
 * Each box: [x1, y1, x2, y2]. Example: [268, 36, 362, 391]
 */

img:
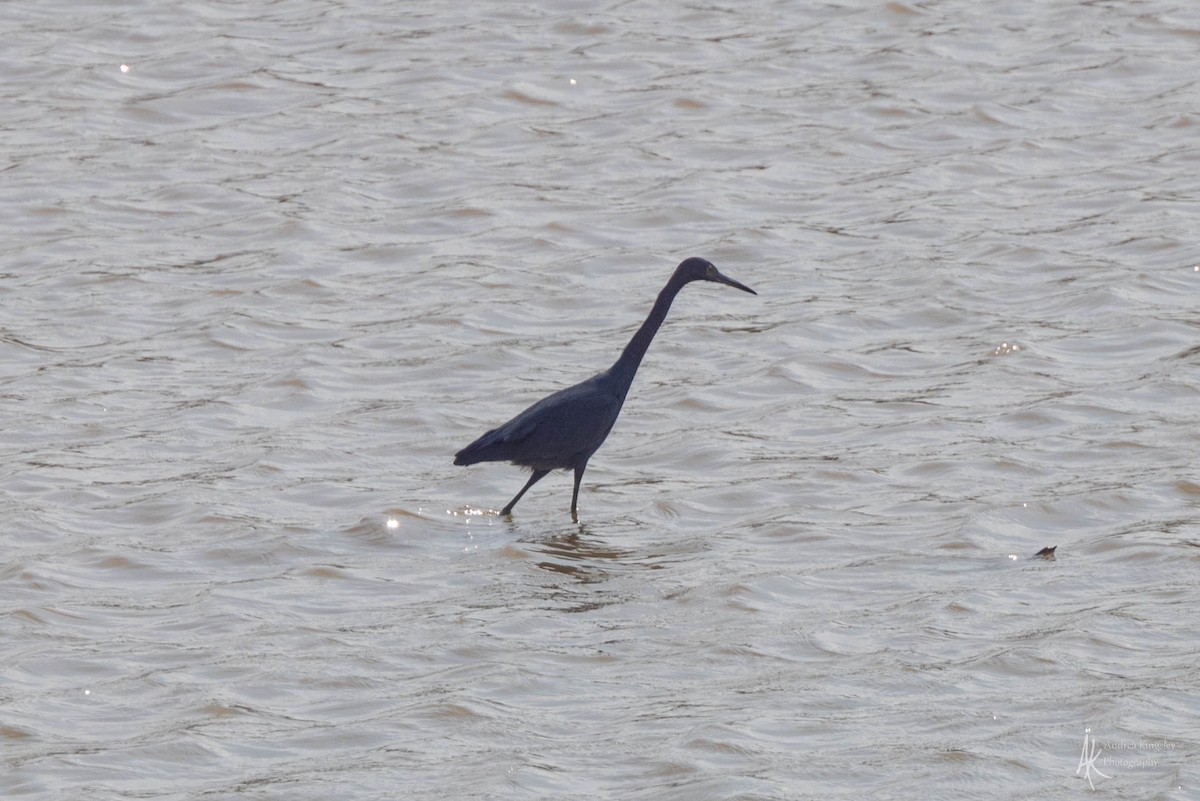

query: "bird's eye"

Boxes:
[706, 264, 717, 277]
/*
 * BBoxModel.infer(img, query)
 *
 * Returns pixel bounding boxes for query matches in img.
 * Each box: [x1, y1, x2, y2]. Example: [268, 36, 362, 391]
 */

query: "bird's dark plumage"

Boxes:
[454, 257, 756, 519]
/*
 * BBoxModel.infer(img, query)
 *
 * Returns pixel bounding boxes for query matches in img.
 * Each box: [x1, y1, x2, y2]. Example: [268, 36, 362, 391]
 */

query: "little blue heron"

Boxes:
[454, 257, 756, 519]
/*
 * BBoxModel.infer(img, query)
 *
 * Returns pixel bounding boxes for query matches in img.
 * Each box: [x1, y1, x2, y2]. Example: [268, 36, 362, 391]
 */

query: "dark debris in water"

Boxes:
[1033, 545, 1057, 560]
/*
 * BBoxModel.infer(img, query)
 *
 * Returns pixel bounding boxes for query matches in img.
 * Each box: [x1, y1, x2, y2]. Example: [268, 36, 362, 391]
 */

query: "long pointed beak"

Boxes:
[714, 269, 757, 295]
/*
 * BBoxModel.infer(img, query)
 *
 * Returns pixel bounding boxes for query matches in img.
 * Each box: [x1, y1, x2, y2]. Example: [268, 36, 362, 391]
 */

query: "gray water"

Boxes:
[3, 1, 1199, 798]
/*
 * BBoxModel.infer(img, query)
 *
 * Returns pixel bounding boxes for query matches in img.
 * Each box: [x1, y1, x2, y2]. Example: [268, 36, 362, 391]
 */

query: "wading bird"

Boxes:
[454, 257, 756, 520]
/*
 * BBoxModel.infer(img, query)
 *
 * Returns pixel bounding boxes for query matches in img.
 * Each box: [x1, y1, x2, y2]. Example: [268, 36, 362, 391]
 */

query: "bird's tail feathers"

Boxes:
[453, 427, 502, 466]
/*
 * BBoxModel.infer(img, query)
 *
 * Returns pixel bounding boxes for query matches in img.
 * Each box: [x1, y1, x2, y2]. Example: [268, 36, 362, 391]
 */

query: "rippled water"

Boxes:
[3, 1, 1199, 798]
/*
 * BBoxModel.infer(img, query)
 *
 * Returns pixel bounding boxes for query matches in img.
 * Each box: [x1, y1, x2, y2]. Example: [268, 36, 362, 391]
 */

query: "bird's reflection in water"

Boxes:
[532, 527, 626, 580]
[517, 524, 643, 612]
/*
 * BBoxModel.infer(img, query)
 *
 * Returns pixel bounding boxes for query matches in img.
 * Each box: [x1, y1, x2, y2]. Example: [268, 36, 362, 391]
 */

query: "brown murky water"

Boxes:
[3, 1, 1198, 798]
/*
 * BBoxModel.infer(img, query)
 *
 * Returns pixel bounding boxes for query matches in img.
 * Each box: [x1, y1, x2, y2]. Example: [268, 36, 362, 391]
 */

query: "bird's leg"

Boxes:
[570, 462, 587, 522]
[501, 469, 549, 515]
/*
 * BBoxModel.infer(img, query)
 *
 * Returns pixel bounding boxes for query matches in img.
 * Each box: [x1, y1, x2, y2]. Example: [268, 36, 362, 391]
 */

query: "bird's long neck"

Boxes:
[608, 273, 689, 395]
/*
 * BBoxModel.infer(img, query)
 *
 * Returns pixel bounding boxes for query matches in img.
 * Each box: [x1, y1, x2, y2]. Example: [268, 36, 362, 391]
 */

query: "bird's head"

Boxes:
[675, 257, 757, 295]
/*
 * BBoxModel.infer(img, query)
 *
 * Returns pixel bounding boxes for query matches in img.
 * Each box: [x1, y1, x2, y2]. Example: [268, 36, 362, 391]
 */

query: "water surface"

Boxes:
[2, 1, 1198, 798]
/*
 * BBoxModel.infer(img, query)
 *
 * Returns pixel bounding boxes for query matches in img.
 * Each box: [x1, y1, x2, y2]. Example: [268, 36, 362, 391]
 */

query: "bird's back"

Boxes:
[454, 371, 625, 471]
